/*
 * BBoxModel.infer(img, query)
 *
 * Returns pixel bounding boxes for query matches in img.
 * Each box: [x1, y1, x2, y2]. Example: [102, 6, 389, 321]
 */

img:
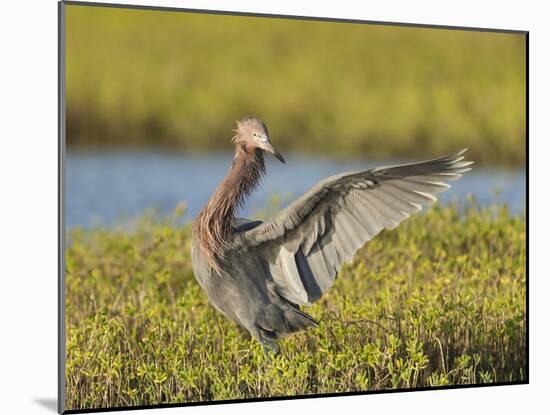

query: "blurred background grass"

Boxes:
[66, 5, 526, 166]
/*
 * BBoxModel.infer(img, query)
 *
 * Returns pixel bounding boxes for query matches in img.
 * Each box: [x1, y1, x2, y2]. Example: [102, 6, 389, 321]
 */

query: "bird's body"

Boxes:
[192, 224, 318, 352]
[191, 117, 472, 353]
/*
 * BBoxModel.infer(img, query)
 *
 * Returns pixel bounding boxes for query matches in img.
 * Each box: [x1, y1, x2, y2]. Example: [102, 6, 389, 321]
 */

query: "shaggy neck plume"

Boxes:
[193, 145, 265, 271]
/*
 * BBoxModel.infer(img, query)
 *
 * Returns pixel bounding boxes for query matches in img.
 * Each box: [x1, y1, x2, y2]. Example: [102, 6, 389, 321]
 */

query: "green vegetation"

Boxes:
[65, 202, 526, 410]
[66, 5, 526, 165]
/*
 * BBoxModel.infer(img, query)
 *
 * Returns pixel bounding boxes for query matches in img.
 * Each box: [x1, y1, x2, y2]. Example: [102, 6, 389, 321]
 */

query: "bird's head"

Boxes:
[232, 117, 285, 163]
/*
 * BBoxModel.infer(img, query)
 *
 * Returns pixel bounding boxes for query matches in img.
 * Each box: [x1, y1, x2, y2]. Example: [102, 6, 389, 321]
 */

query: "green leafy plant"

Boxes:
[65, 202, 526, 410]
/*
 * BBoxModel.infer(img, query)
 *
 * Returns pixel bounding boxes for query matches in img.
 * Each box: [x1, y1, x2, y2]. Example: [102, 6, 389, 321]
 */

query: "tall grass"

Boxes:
[65, 203, 526, 410]
[65, 5, 526, 165]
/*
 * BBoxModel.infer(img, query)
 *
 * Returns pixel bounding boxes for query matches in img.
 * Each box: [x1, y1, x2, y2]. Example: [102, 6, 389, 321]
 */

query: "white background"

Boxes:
[0, 0, 542, 413]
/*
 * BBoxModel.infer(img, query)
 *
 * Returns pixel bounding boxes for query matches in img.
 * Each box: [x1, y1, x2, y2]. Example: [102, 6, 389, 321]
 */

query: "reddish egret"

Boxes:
[192, 117, 472, 353]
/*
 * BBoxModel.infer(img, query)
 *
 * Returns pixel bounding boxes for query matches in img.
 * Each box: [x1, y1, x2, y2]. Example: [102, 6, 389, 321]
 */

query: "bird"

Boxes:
[191, 116, 473, 354]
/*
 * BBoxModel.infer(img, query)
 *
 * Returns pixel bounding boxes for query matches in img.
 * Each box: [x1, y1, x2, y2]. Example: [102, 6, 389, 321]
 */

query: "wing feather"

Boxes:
[236, 149, 473, 305]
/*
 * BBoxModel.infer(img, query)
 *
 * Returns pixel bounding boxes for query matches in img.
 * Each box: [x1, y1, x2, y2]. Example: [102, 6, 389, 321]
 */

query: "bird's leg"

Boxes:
[262, 340, 280, 358]
[258, 329, 280, 357]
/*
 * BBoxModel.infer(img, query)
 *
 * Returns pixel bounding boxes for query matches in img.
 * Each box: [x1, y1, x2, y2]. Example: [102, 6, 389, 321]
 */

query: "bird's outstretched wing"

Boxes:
[236, 149, 473, 306]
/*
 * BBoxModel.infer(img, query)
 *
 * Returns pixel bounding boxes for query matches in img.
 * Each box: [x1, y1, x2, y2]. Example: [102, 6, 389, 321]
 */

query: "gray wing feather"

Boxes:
[238, 149, 473, 305]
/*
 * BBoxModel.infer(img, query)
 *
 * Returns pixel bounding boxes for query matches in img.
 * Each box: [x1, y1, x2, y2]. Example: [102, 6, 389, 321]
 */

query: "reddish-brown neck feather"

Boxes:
[193, 144, 265, 272]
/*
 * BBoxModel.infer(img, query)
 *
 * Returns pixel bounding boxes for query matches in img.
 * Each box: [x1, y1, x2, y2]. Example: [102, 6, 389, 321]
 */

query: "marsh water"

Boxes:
[66, 152, 526, 228]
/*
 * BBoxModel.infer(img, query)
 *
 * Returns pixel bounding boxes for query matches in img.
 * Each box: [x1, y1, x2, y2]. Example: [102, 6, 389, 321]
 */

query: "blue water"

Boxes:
[66, 152, 526, 228]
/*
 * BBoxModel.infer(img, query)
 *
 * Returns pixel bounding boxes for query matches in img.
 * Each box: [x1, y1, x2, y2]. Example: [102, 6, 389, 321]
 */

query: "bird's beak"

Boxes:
[261, 137, 286, 164]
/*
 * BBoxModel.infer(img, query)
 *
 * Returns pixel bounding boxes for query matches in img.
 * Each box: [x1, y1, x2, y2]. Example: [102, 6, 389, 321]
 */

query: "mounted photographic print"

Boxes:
[58, 1, 528, 413]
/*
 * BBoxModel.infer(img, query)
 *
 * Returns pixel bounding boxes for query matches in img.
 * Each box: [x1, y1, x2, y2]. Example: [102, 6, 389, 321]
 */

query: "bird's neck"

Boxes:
[210, 146, 265, 228]
[194, 145, 265, 268]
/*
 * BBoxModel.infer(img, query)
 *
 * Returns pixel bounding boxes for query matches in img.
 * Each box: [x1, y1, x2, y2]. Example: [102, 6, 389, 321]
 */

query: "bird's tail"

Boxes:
[285, 308, 319, 332]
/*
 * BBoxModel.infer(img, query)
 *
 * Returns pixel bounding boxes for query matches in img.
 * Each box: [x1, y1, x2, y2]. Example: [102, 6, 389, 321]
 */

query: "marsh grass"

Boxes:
[65, 203, 526, 410]
[66, 6, 526, 165]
